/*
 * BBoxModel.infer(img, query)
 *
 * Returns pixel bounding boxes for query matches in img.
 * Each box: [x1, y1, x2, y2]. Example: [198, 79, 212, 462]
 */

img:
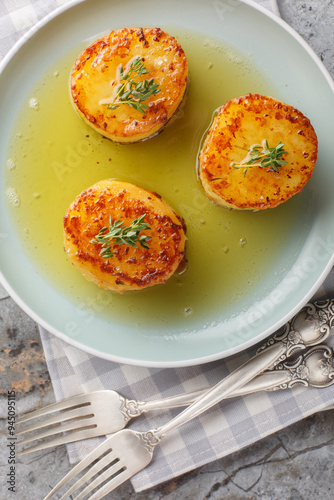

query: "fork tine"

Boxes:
[18, 427, 103, 456]
[18, 417, 96, 451]
[17, 427, 101, 456]
[43, 439, 113, 500]
[17, 405, 93, 436]
[17, 394, 91, 424]
[61, 450, 121, 500]
[75, 464, 127, 500]
[88, 468, 133, 500]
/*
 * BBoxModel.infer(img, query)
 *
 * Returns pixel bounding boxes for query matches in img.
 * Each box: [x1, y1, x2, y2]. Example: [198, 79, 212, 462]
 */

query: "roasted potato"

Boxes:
[198, 94, 318, 210]
[70, 28, 188, 143]
[63, 180, 186, 293]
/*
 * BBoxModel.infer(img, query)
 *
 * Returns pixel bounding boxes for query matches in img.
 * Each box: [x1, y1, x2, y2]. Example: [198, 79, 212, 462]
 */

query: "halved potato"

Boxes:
[198, 94, 318, 210]
[63, 180, 186, 293]
[70, 27, 188, 143]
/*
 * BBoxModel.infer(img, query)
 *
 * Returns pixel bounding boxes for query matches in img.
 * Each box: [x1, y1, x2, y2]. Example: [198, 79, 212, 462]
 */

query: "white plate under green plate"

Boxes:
[0, 0, 333, 367]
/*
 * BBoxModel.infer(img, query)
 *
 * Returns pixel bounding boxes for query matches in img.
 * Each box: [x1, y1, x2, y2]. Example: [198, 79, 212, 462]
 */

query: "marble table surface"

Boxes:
[1, 1, 334, 498]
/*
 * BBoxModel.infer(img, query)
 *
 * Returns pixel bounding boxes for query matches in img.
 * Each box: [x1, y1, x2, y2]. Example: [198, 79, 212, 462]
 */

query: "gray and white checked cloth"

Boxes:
[2, 0, 334, 493]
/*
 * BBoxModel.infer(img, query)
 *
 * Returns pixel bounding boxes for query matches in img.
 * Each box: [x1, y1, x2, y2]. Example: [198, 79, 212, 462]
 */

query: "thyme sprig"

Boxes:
[90, 214, 151, 259]
[105, 56, 161, 114]
[231, 140, 288, 177]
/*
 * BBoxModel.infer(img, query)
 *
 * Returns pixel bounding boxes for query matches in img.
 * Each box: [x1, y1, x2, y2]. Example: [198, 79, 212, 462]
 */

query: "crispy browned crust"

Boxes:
[198, 94, 318, 210]
[70, 27, 188, 143]
[63, 180, 186, 293]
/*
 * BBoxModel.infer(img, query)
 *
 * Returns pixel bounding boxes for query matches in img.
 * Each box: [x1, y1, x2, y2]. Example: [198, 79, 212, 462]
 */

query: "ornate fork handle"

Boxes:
[256, 297, 334, 365]
[122, 344, 334, 418]
[271, 345, 334, 390]
[147, 343, 334, 445]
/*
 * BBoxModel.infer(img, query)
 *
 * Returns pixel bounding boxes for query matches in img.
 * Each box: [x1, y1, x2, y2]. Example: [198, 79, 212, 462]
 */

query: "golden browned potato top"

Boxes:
[198, 94, 318, 210]
[70, 27, 188, 143]
[63, 180, 186, 293]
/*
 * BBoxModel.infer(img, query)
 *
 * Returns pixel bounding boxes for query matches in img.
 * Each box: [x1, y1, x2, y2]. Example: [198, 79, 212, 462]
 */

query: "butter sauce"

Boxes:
[5, 30, 301, 331]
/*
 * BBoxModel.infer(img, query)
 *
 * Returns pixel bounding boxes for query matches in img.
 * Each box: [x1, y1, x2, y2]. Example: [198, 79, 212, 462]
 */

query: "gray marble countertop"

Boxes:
[1, 1, 334, 498]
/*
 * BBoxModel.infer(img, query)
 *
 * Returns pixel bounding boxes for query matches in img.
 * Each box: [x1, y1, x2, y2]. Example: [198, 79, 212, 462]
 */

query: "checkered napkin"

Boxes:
[2, 0, 334, 493]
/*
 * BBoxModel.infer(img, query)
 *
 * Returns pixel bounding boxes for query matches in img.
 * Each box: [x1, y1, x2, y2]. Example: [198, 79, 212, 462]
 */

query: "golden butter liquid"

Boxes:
[5, 30, 301, 331]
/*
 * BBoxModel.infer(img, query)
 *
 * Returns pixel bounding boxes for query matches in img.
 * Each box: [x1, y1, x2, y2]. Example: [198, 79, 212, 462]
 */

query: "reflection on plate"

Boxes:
[0, 0, 333, 367]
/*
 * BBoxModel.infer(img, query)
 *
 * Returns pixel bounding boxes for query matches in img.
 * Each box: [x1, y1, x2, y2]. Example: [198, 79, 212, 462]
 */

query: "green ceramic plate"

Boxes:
[0, 0, 333, 366]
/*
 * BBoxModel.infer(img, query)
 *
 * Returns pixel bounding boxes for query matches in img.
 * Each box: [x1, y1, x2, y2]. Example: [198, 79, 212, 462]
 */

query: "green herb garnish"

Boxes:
[105, 56, 161, 114]
[231, 140, 288, 177]
[90, 214, 151, 259]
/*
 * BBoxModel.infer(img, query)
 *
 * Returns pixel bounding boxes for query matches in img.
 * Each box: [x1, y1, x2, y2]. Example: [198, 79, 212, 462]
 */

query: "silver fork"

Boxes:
[17, 296, 334, 455]
[44, 341, 286, 500]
